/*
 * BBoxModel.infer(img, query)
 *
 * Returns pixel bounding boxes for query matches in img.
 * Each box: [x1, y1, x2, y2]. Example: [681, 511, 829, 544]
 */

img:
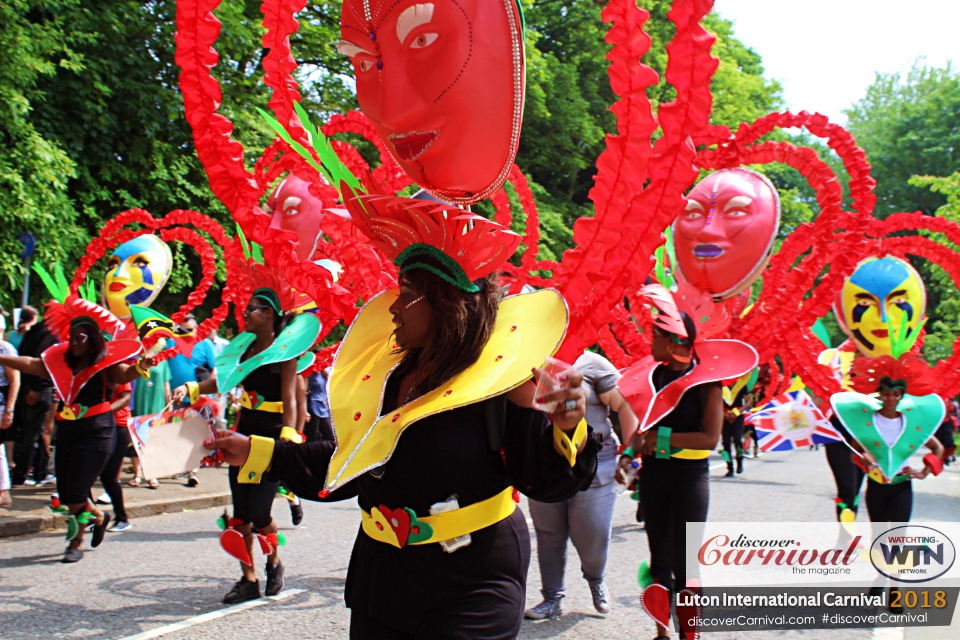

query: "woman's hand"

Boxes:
[616, 455, 638, 484]
[858, 449, 878, 468]
[907, 465, 931, 480]
[641, 429, 657, 456]
[204, 429, 252, 467]
[171, 385, 188, 404]
[0, 411, 12, 429]
[535, 367, 586, 433]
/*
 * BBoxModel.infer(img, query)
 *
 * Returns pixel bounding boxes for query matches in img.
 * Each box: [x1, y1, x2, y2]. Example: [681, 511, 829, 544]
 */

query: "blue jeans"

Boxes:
[528, 458, 618, 599]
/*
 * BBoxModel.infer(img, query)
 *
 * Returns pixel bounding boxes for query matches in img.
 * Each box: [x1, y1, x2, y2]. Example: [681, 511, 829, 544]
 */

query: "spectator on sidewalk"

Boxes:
[0, 325, 20, 507]
[305, 369, 334, 442]
[7, 306, 37, 353]
[167, 314, 216, 487]
[8, 319, 57, 486]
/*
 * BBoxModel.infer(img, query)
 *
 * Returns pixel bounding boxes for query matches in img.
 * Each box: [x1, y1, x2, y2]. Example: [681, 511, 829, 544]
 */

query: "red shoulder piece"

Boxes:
[41, 340, 143, 405]
[618, 340, 759, 432]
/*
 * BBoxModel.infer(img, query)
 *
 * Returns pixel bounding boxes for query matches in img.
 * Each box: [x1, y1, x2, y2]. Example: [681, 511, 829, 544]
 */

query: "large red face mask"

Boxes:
[338, 0, 525, 205]
[264, 175, 327, 262]
[673, 168, 780, 300]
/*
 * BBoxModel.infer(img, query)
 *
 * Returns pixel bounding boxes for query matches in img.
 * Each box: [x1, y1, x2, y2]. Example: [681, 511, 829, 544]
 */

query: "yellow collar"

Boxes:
[323, 288, 568, 493]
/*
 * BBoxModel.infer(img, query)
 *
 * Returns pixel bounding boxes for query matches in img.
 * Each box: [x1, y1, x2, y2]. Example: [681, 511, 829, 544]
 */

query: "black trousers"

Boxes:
[98, 427, 131, 522]
[824, 441, 865, 519]
[722, 418, 744, 460]
[305, 415, 335, 443]
[639, 457, 709, 592]
[349, 587, 525, 640]
[866, 480, 912, 524]
[10, 389, 52, 484]
[228, 464, 279, 530]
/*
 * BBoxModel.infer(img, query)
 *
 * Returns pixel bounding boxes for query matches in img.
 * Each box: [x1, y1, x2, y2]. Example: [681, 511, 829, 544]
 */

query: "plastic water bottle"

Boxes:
[613, 460, 639, 495]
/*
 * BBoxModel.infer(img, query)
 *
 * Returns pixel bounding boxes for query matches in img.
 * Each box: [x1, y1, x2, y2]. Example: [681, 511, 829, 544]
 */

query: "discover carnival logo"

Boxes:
[698, 533, 862, 573]
[870, 525, 956, 583]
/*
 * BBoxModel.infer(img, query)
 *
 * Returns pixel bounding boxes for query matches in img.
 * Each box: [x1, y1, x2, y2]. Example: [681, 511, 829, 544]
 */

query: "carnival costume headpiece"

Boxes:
[341, 193, 522, 292]
[211, 256, 322, 394]
[618, 281, 757, 432]
[40, 294, 143, 406]
[673, 167, 781, 301]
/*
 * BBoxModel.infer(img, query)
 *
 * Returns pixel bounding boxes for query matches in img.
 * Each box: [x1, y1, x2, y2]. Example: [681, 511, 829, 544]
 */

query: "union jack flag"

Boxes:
[746, 390, 844, 451]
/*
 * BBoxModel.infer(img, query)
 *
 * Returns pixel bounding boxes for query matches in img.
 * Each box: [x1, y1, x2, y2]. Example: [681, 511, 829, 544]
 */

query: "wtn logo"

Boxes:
[871, 526, 957, 583]
[879, 543, 945, 565]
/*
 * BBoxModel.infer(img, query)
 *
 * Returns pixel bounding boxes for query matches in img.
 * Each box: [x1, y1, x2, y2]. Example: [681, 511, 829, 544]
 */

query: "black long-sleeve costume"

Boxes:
[265, 371, 598, 637]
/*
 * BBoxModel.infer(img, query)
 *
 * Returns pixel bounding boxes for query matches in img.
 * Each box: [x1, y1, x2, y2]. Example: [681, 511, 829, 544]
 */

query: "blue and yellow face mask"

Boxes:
[840, 257, 926, 358]
[102, 235, 173, 320]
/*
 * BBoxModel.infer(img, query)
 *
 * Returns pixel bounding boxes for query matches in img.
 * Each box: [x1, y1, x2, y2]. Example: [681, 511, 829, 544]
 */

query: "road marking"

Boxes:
[871, 627, 904, 640]
[118, 589, 305, 640]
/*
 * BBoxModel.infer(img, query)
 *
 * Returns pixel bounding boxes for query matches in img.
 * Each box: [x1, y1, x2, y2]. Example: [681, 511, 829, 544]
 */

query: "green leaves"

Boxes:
[256, 101, 362, 199]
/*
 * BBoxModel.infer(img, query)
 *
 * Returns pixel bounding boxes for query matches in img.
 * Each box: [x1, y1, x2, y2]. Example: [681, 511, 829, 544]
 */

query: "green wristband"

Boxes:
[621, 446, 636, 460]
[655, 427, 673, 459]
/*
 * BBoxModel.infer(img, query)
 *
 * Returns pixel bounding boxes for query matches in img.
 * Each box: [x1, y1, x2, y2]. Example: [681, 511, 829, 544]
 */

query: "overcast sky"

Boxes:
[712, 0, 959, 124]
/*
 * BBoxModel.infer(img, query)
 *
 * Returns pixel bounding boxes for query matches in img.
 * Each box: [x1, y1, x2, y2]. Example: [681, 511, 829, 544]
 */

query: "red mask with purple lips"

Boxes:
[337, 0, 525, 205]
[673, 168, 781, 300]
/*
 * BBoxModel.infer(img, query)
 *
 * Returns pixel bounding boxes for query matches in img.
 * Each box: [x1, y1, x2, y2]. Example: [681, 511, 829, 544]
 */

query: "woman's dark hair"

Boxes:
[64, 325, 107, 373]
[395, 267, 501, 396]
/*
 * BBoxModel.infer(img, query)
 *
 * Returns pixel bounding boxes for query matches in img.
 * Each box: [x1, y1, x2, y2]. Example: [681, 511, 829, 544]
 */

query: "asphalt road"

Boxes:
[2, 447, 959, 639]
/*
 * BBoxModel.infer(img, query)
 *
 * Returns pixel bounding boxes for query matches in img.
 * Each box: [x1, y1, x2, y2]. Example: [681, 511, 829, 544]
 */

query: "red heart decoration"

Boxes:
[377, 505, 411, 548]
[220, 528, 252, 566]
[640, 583, 672, 630]
[675, 587, 701, 640]
[256, 533, 274, 555]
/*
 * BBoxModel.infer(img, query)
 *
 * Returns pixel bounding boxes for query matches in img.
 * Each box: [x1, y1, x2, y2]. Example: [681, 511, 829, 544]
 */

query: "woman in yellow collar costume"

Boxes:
[171, 262, 320, 604]
[205, 197, 598, 637]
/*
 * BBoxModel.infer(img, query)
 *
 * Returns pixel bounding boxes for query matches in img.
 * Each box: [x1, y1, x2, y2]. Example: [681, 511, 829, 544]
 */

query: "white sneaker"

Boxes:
[95, 493, 112, 505]
[22, 479, 37, 486]
[38, 475, 57, 486]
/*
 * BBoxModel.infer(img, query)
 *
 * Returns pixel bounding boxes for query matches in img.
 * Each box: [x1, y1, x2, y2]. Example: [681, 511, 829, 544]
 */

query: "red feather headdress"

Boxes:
[232, 253, 310, 315]
[45, 295, 126, 342]
[849, 354, 937, 397]
[339, 190, 522, 293]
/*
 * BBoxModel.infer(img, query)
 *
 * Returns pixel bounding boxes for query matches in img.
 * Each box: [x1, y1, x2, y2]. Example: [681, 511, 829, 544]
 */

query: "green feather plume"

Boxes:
[888, 312, 927, 359]
[256, 101, 362, 199]
[32, 262, 70, 303]
[638, 560, 653, 589]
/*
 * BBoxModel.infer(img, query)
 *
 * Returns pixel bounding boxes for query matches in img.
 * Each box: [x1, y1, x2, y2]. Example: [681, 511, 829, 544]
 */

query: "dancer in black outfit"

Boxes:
[95, 383, 133, 531]
[0, 296, 150, 562]
[173, 272, 318, 603]
[721, 385, 748, 476]
[618, 285, 757, 640]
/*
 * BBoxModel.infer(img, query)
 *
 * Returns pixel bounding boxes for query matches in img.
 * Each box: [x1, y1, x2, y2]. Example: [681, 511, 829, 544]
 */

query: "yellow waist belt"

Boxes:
[671, 448, 710, 460]
[240, 390, 283, 413]
[361, 486, 516, 549]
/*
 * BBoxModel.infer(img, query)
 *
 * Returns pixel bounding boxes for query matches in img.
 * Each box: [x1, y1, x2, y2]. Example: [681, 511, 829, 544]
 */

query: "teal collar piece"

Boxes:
[831, 391, 944, 481]
[215, 314, 321, 393]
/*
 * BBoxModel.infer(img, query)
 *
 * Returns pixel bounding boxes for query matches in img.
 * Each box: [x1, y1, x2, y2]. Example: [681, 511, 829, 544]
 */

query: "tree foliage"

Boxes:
[846, 63, 960, 219]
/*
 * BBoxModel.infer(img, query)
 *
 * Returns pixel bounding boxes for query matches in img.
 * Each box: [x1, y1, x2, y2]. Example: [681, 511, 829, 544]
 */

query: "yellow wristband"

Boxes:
[134, 358, 150, 379]
[553, 418, 588, 467]
[238, 435, 276, 484]
[279, 426, 304, 444]
[185, 381, 200, 405]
